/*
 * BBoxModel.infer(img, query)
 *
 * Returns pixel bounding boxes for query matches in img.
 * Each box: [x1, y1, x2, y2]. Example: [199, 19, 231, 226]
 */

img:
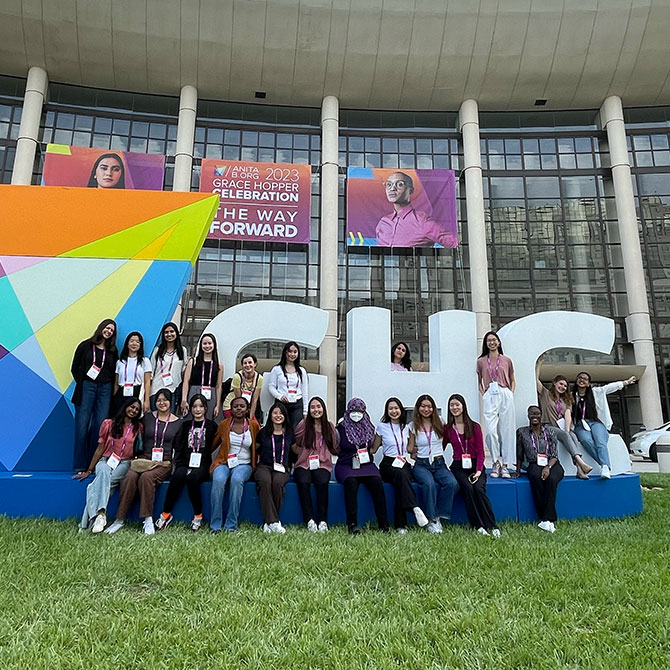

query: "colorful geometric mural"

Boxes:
[0, 185, 219, 472]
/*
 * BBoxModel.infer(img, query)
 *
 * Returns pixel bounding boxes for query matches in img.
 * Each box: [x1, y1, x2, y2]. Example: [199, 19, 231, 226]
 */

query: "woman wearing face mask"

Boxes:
[181, 333, 223, 421]
[149, 322, 188, 414]
[572, 371, 637, 480]
[209, 396, 261, 533]
[105, 389, 180, 535]
[476, 331, 516, 478]
[371, 397, 428, 534]
[268, 341, 309, 429]
[444, 394, 499, 537]
[293, 397, 339, 532]
[335, 398, 390, 535]
[155, 394, 217, 531]
[222, 352, 263, 422]
[535, 360, 592, 479]
[407, 394, 458, 534]
[253, 401, 296, 534]
[71, 318, 118, 472]
[111, 331, 152, 416]
[75, 398, 142, 533]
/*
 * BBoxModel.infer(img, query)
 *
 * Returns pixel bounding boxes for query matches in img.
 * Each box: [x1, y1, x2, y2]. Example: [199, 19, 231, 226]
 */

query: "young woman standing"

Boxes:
[444, 394, 500, 537]
[268, 341, 308, 429]
[253, 402, 295, 534]
[372, 397, 428, 534]
[293, 397, 339, 532]
[181, 333, 223, 421]
[209, 396, 261, 533]
[105, 389, 181, 535]
[112, 331, 152, 416]
[155, 394, 217, 531]
[75, 398, 142, 533]
[222, 352, 263, 422]
[407, 394, 458, 534]
[476, 331, 516, 478]
[71, 318, 118, 472]
[149, 322, 188, 414]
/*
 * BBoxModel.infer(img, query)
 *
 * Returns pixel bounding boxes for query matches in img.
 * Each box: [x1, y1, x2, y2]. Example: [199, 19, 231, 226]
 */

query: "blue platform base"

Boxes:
[0, 472, 643, 526]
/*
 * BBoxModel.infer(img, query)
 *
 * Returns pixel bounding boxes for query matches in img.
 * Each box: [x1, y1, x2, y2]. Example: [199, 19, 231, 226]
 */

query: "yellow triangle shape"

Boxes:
[133, 224, 177, 260]
[35, 260, 152, 390]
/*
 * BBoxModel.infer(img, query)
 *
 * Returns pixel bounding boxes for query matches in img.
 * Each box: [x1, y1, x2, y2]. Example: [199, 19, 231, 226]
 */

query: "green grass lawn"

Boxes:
[1, 474, 669, 670]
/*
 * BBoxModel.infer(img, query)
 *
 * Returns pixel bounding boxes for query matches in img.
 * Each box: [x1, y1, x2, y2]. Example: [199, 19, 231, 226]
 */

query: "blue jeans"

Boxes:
[574, 420, 611, 467]
[412, 457, 458, 522]
[73, 381, 112, 471]
[210, 463, 253, 531]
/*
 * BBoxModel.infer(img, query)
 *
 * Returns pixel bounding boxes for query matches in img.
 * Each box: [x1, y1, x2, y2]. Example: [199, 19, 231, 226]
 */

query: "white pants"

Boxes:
[482, 385, 516, 466]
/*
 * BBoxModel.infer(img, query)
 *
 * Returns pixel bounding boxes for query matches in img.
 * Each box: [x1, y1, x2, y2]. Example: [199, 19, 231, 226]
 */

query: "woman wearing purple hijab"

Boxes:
[335, 398, 390, 534]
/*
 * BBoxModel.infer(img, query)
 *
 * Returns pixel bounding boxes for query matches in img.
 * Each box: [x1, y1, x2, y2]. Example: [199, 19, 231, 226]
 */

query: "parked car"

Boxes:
[630, 421, 670, 462]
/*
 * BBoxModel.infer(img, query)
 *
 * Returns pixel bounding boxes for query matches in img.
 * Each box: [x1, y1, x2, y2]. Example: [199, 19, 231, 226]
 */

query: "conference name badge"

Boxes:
[489, 381, 499, 395]
[357, 449, 370, 465]
[161, 373, 173, 386]
[87, 364, 101, 380]
[201, 386, 212, 400]
[461, 454, 472, 469]
[581, 419, 591, 432]
[123, 382, 134, 397]
[107, 453, 121, 471]
[152, 448, 163, 462]
[228, 454, 239, 469]
[537, 453, 548, 467]
[392, 457, 405, 469]
[273, 462, 286, 473]
[309, 455, 319, 470]
[241, 390, 252, 401]
[189, 452, 202, 468]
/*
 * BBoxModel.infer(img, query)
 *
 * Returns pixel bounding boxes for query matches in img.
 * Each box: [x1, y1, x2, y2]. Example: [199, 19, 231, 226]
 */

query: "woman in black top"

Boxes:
[155, 394, 217, 532]
[253, 401, 295, 534]
[71, 319, 118, 472]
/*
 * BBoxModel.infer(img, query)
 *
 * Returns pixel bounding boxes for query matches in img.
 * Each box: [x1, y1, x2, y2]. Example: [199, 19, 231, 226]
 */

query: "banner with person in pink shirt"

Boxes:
[346, 167, 458, 248]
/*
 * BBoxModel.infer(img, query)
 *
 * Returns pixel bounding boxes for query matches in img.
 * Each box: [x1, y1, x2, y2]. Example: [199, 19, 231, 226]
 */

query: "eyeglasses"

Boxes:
[385, 180, 408, 189]
[576, 376, 590, 382]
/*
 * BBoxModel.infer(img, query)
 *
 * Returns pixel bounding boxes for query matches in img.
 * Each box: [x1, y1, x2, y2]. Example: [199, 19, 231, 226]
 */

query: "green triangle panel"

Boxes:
[7, 258, 126, 332]
[0, 277, 34, 351]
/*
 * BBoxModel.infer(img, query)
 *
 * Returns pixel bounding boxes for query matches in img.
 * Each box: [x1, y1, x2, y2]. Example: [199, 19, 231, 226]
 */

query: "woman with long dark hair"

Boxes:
[149, 322, 187, 414]
[156, 394, 217, 531]
[572, 371, 636, 479]
[111, 331, 152, 416]
[87, 153, 126, 189]
[372, 397, 428, 534]
[268, 341, 309, 429]
[180, 333, 223, 421]
[476, 331, 516, 478]
[444, 393, 499, 537]
[75, 397, 142, 533]
[253, 401, 296, 534]
[407, 394, 458, 534]
[293, 397, 339, 532]
[391, 342, 412, 371]
[334, 398, 389, 535]
[71, 318, 118, 472]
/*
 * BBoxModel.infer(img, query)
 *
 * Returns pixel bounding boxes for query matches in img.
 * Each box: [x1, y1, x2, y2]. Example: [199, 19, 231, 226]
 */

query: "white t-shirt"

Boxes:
[150, 347, 187, 394]
[229, 428, 253, 465]
[115, 357, 152, 386]
[410, 423, 445, 461]
[375, 422, 410, 458]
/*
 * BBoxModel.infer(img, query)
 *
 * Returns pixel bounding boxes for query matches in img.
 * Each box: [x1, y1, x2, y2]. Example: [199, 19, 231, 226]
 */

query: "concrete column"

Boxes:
[11, 66, 48, 185]
[319, 95, 339, 418]
[600, 95, 663, 430]
[172, 85, 197, 192]
[458, 100, 491, 340]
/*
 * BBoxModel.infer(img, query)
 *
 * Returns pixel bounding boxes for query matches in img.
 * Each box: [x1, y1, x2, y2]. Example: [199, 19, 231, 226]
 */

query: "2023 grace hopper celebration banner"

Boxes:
[200, 160, 312, 243]
[346, 167, 458, 248]
[42, 145, 166, 190]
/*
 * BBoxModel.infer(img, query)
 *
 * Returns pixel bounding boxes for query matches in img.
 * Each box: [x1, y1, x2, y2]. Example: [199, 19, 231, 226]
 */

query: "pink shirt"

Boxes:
[294, 420, 339, 472]
[375, 204, 458, 248]
[476, 354, 514, 391]
[98, 419, 139, 460]
[443, 423, 486, 472]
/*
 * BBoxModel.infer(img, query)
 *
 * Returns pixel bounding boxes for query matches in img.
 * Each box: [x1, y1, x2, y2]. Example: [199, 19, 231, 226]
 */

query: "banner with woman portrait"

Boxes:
[199, 159, 311, 243]
[41, 145, 165, 190]
[346, 167, 458, 248]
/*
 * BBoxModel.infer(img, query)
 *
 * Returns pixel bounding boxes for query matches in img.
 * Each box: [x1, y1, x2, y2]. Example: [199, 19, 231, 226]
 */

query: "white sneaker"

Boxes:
[263, 523, 272, 533]
[600, 465, 611, 480]
[413, 506, 429, 527]
[307, 519, 318, 532]
[477, 527, 490, 536]
[143, 518, 155, 536]
[91, 513, 107, 534]
[426, 522, 443, 534]
[434, 519, 443, 532]
[538, 520, 555, 533]
[397, 528, 408, 535]
[190, 517, 202, 532]
[492, 528, 501, 538]
[317, 521, 328, 532]
[104, 520, 124, 534]
[269, 522, 286, 534]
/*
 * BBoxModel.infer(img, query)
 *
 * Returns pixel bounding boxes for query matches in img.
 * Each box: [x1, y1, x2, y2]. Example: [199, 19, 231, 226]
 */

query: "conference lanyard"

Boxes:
[422, 426, 434, 461]
[201, 361, 214, 388]
[390, 424, 404, 457]
[530, 427, 550, 457]
[190, 422, 205, 452]
[160, 351, 175, 375]
[123, 358, 141, 385]
[154, 415, 169, 451]
[487, 355, 501, 382]
[93, 345, 106, 370]
[556, 398, 564, 419]
[273, 432, 286, 464]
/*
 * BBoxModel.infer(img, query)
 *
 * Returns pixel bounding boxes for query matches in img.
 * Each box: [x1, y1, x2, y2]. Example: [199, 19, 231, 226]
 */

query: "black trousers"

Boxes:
[379, 456, 419, 529]
[284, 401, 304, 430]
[450, 462, 497, 530]
[342, 475, 389, 530]
[293, 466, 331, 524]
[254, 463, 290, 524]
[526, 461, 564, 523]
[163, 465, 209, 516]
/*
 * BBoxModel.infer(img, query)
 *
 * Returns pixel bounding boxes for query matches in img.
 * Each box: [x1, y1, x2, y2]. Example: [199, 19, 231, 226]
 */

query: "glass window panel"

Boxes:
[207, 128, 224, 144]
[130, 137, 147, 152]
[433, 139, 448, 154]
[132, 121, 149, 136]
[365, 137, 381, 152]
[489, 155, 505, 170]
[433, 155, 450, 169]
[653, 150, 670, 166]
[258, 148, 275, 162]
[399, 154, 415, 168]
[110, 135, 127, 151]
[73, 131, 92, 146]
[95, 117, 113, 133]
[241, 147, 258, 161]
[92, 133, 110, 149]
[382, 154, 399, 168]
[276, 133, 293, 148]
[75, 115, 93, 131]
[242, 131, 258, 146]
[398, 138, 414, 153]
[225, 129, 241, 144]
[523, 154, 541, 169]
[561, 175, 597, 197]
[651, 134, 669, 149]
[540, 138, 555, 153]
[639, 173, 670, 195]
[113, 119, 130, 135]
[526, 176, 560, 198]
[293, 150, 309, 164]
[504, 139, 521, 153]
[636, 152, 653, 167]
[506, 155, 522, 169]
[417, 155, 433, 169]
[559, 154, 576, 169]
[258, 132, 274, 147]
[541, 154, 558, 169]
[56, 113, 75, 129]
[53, 129, 73, 144]
[576, 154, 594, 168]
[633, 135, 651, 150]
[416, 139, 431, 153]
[557, 138, 574, 153]
[348, 137, 364, 151]
[489, 177, 524, 198]
[223, 145, 240, 159]
[522, 138, 539, 153]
